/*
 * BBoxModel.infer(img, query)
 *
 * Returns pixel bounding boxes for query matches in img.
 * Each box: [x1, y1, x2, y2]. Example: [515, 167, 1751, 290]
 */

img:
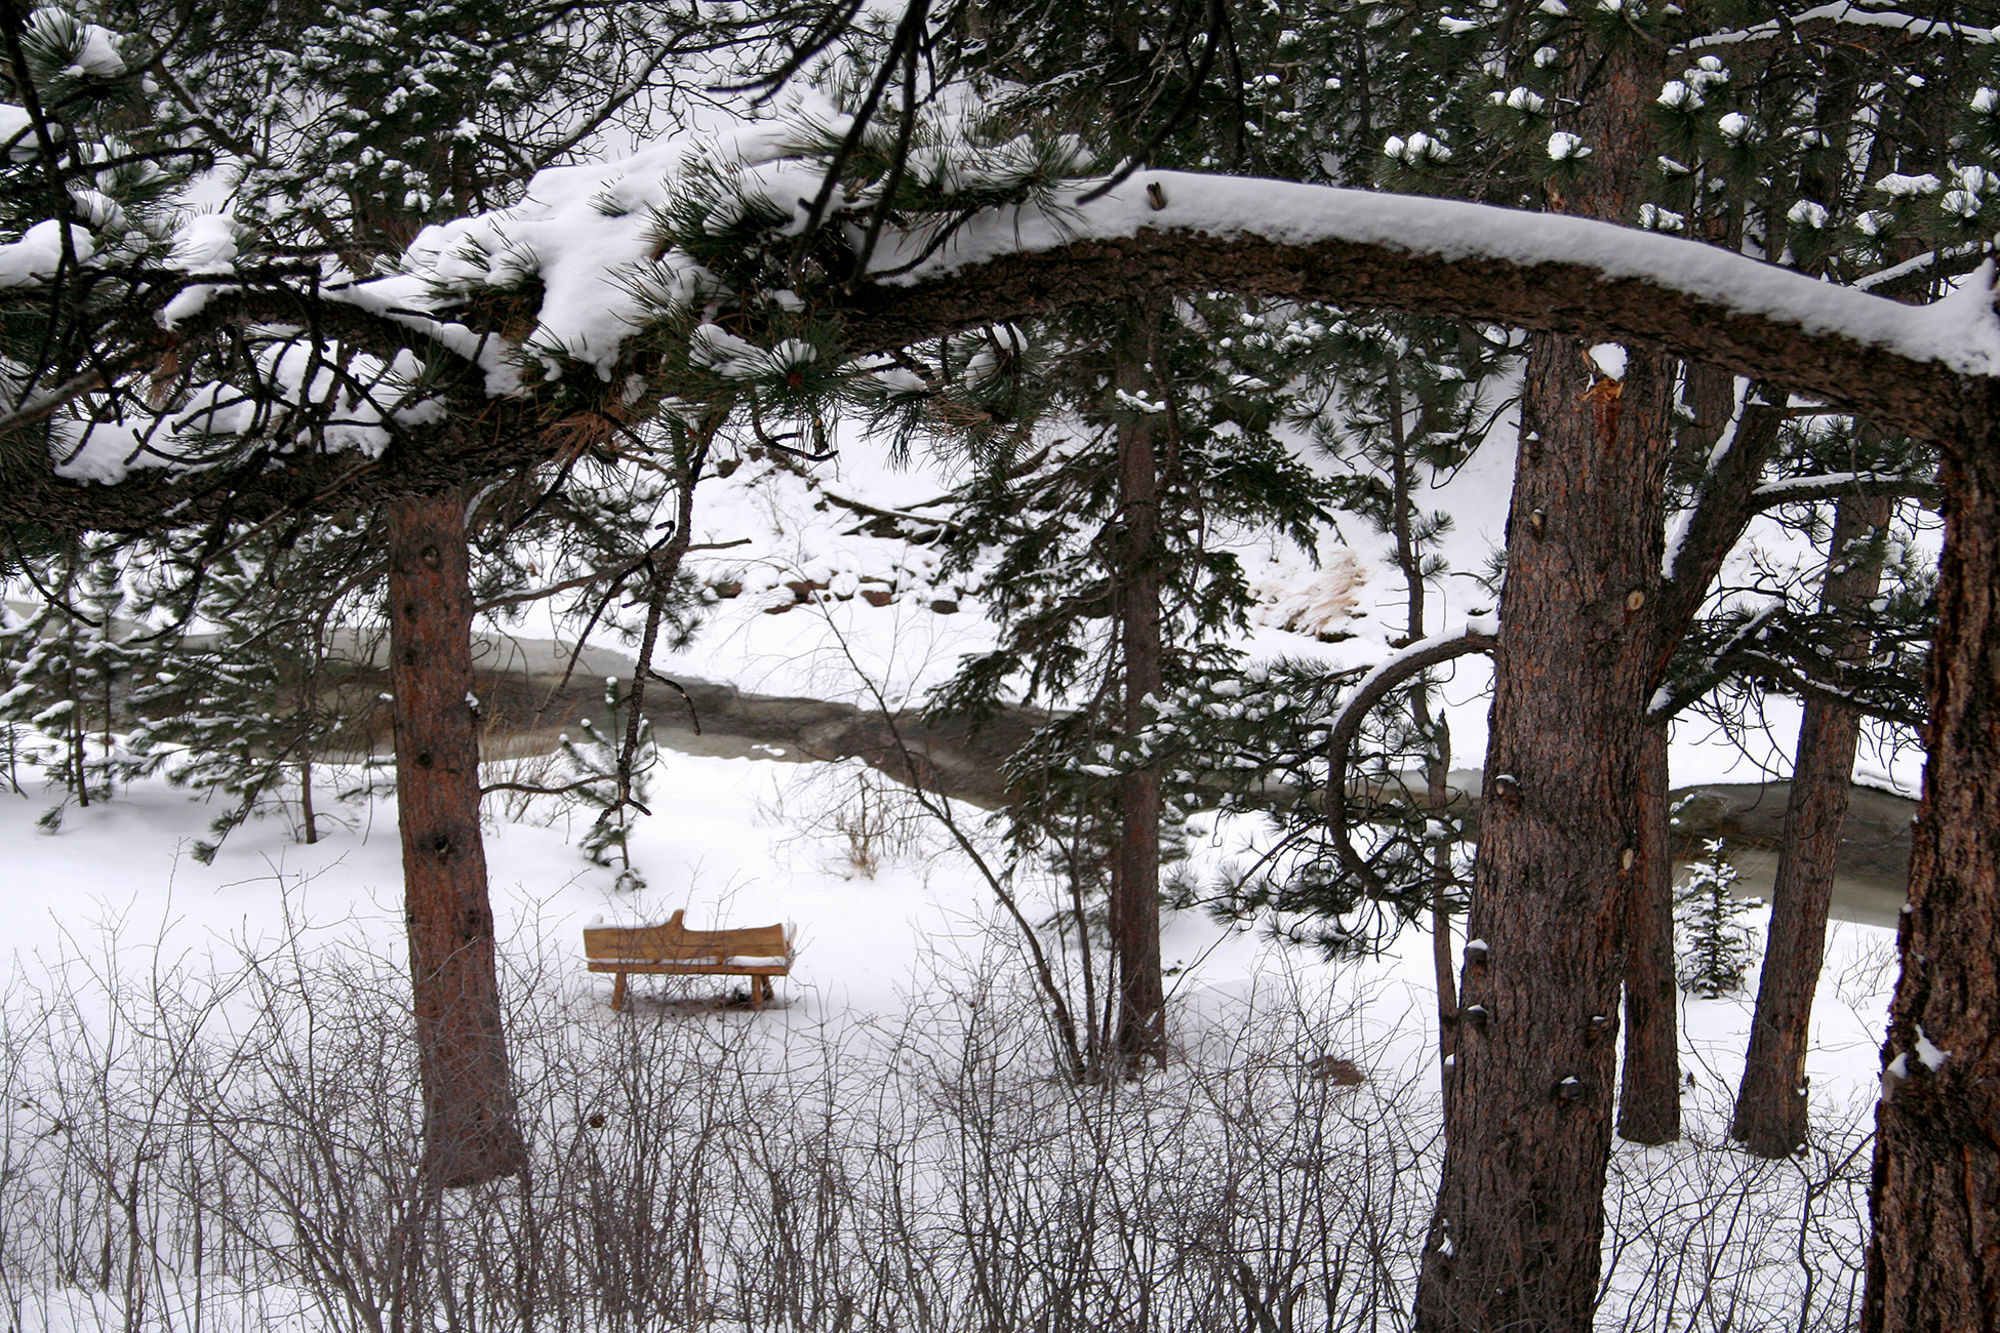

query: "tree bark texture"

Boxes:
[386, 490, 527, 1188]
[1861, 428, 2000, 1332]
[1112, 342, 1168, 1069]
[1414, 40, 1675, 1333]
[1614, 363, 1764, 1147]
[1617, 720, 1680, 1144]
[1413, 332, 1674, 1333]
[1732, 492, 1892, 1158]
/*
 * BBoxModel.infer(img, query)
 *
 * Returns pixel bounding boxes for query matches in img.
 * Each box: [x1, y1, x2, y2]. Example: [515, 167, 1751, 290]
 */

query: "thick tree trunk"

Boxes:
[1732, 492, 1891, 1157]
[1412, 329, 1672, 1333]
[386, 490, 527, 1188]
[1413, 40, 1673, 1333]
[1861, 429, 2000, 1332]
[1111, 351, 1168, 1069]
[1617, 720, 1679, 1143]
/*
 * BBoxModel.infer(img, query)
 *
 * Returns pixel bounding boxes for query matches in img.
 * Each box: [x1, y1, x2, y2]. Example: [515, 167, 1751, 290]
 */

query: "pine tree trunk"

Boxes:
[1112, 346, 1167, 1069]
[386, 489, 527, 1188]
[300, 751, 319, 846]
[1427, 712, 1459, 1071]
[1413, 331, 1672, 1333]
[1860, 429, 2000, 1330]
[1389, 359, 1459, 1069]
[1413, 43, 1672, 1333]
[1618, 720, 1679, 1143]
[1732, 492, 1890, 1157]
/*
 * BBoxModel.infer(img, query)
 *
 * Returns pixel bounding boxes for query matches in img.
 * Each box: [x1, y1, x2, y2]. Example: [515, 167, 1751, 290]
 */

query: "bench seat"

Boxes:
[583, 911, 795, 1010]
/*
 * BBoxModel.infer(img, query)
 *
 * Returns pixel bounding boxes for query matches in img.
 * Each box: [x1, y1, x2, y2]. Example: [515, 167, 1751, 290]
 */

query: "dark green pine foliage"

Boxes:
[920, 295, 1333, 926]
[134, 0, 720, 259]
[1674, 838, 1759, 998]
[0, 5, 188, 486]
[128, 531, 374, 862]
[0, 536, 161, 822]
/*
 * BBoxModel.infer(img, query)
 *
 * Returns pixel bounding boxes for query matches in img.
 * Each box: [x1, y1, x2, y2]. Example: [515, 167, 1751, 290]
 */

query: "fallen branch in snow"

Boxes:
[817, 486, 961, 539]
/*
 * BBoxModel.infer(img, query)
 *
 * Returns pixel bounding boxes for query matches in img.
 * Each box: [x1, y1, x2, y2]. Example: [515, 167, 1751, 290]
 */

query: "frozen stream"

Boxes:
[470, 633, 1914, 930]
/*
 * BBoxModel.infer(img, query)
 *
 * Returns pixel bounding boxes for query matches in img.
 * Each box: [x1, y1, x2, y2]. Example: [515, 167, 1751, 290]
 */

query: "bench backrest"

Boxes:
[583, 910, 792, 962]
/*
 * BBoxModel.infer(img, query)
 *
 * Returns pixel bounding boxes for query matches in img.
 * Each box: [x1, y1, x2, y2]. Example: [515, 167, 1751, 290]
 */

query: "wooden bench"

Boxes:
[583, 910, 795, 1011]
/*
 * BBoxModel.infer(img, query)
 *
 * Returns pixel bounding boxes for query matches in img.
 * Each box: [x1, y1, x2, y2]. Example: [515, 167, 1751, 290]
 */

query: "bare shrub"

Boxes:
[0, 891, 1876, 1333]
[768, 760, 934, 880]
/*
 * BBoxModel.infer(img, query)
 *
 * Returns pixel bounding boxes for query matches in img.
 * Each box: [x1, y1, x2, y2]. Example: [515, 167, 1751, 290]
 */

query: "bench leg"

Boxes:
[761, 976, 775, 1004]
[611, 972, 628, 1011]
[750, 976, 763, 1011]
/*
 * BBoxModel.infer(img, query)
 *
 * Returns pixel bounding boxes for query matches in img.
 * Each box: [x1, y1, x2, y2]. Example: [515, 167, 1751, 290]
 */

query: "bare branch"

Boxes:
[1324, 628, 1498, 894]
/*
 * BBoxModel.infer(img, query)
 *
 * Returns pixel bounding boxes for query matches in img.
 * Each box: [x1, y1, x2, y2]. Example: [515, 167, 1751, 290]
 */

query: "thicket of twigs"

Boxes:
[0, 894, 1869, 1333]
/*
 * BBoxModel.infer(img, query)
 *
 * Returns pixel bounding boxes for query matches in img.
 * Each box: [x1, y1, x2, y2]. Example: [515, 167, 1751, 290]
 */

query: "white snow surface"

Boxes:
[0, 219, 92, 288]
[876, 169, 2000, 379]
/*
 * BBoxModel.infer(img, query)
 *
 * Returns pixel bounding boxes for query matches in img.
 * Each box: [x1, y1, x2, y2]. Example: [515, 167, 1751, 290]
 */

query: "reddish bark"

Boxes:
[1414, 333, 1673, 1333]
[1732, 493, 1892, 1157]
[1413, 42, 1676, 1333]
[1617, 721, 1679, 1144]
[1861, 424, 2000, 1331]
[1111, 341, 1168, 1069]
[386, 490, 527, 1188]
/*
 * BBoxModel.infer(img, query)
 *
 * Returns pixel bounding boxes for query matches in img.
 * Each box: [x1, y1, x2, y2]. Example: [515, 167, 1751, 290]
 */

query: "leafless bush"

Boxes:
[0, 894, 1875, 1333]
[1597, 1085, 1871, 1333]
[766, 761, 935, 880]
[480, 743, 574, 828]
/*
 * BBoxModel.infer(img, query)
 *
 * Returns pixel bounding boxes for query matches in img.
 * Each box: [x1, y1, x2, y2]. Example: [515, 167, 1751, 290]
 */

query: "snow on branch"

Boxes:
[1685, 3, 1996, 52]
[843, 170, 2000, 447]
[9, 102, 2000, 528]
[1749, 470, 1942, 509]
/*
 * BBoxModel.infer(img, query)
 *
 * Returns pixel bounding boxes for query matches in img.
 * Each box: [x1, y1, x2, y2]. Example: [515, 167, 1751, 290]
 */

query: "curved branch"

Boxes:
[1324, 628, 1498, 893]
[15, 167, 1999, 537]
[844, 173, 1993, 448]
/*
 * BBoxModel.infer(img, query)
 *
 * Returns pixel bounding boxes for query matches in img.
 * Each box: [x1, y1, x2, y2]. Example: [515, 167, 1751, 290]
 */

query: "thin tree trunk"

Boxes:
[1618, 720, 1679, 1143]
[1862, 412, 2000, 1332]
[386, 489, 527, 1188]
[1615, 361, 1756, 1145]
[299, 750, 318, 845]
[1387, 358, 1459, 1068]
[1619, 391, 1796, 1147]
[1732, 492, 1891, 1157]
[1111, 338, 1167, 1069]
[1414, 43, 1673, 1333]
[1426, 705, 1458, 1070]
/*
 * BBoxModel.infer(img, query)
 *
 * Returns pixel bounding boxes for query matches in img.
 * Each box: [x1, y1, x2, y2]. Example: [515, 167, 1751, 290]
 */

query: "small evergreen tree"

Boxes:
[0, 536, 160, 823]
[129, 536, 365, 862]
[558, 675, 656, 891]
[1674, 838, 1760, 999]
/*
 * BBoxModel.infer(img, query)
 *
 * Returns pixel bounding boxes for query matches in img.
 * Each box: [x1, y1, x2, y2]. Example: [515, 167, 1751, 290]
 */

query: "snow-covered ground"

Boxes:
[1, 722, 1892, 1329]
[3, 387, 1911, 1330]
